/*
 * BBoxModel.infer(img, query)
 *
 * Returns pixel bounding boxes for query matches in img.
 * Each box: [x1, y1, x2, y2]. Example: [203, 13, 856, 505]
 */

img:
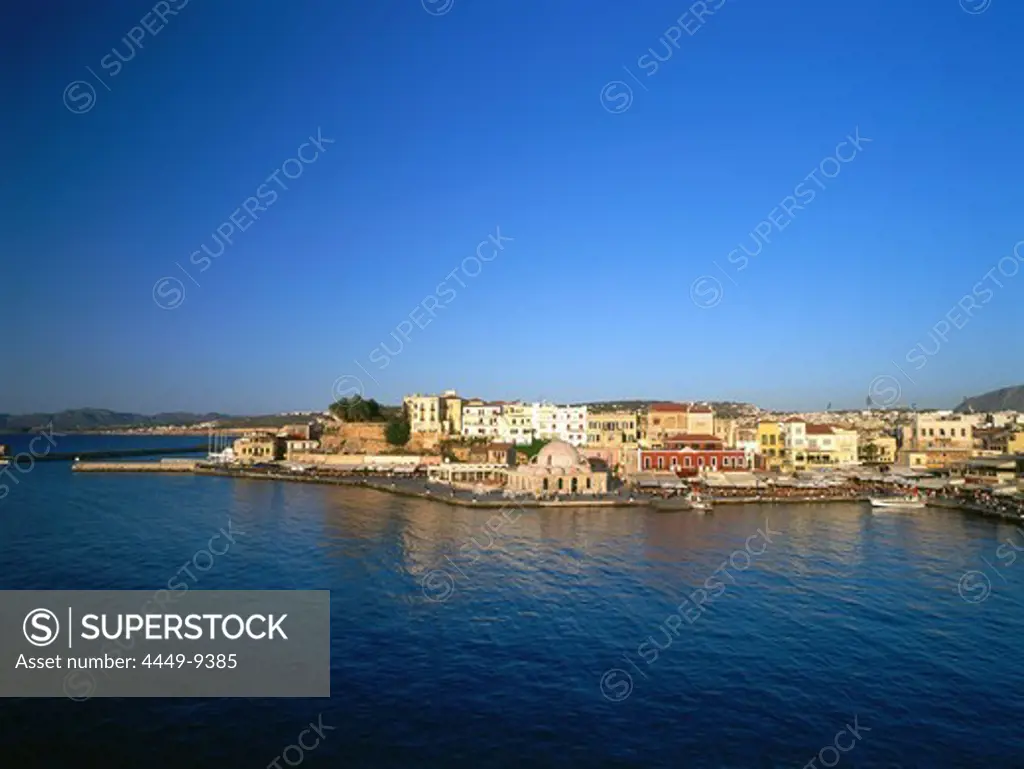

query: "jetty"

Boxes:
[72, 459, 200, 473]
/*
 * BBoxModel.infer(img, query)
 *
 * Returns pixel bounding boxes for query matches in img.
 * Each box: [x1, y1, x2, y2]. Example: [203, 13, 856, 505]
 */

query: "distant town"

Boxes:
[204, 390, 1024, 502]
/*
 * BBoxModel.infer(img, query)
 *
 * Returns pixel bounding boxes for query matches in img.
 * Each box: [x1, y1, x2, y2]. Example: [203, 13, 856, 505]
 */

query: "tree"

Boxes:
[861, 442, 880, 463]
[385, 416, 411, 447]
[329, 397, 383, 422]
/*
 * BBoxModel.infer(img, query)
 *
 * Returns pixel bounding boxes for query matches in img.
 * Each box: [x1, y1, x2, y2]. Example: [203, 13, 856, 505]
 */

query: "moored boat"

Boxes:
[869, 496, 925, 509]
[652, 493, 713, 513]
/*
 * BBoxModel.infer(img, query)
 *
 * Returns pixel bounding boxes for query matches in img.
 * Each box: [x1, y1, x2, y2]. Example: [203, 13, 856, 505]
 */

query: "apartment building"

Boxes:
[497, 402, 537, 445]
[461, 400, 503, 440]
[644, 402, 715, 446]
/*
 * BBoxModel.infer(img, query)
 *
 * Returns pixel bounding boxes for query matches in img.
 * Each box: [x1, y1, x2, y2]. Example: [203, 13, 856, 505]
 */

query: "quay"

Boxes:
[65, 462, 1023, 519]
[193, 467, 642, 508]
[73, 459, 200, 473]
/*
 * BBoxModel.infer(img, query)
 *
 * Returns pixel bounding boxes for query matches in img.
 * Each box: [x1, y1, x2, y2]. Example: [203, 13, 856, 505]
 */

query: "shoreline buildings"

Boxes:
[320, 390, 1024, 495]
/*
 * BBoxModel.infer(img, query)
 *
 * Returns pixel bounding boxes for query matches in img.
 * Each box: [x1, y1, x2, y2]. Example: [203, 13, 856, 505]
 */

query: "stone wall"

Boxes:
[320, 422, 389, 453]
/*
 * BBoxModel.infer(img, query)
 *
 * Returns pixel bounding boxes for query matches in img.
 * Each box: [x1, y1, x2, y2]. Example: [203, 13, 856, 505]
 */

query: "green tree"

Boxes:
[385, 416, 411, 446]
[329, 397, 383, 422]
[861, 442, 879, 463]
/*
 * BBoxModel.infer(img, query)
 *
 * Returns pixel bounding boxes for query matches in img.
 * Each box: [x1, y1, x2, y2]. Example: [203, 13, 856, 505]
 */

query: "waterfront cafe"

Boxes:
[631, 471, 688, 490]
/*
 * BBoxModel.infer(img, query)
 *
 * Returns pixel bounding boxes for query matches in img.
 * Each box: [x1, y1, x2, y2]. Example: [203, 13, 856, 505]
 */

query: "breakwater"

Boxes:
[73, 460, 199, 473]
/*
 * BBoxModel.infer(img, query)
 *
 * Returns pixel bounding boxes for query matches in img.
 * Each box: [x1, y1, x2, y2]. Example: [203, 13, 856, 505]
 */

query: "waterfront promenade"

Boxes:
[65, 460, 1021, 519]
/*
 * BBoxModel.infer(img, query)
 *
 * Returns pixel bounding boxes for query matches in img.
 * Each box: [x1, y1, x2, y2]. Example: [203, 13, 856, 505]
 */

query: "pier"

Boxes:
[73, 459, 200, 473]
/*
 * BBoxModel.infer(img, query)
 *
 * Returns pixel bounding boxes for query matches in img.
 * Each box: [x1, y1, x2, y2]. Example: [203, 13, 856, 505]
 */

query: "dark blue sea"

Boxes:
[2, 433, 1023, 767]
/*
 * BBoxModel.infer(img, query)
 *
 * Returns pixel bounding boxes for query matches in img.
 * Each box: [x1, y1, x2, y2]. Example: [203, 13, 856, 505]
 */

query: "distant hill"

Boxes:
[955, 385, 1024, 414]
[0, 409, 315, 432]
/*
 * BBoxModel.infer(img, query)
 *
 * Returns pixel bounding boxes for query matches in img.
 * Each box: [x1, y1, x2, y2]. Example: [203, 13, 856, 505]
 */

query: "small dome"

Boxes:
[534, 440, 589, 469]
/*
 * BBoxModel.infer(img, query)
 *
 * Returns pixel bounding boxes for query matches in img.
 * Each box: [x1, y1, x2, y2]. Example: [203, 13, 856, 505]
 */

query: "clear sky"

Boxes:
[4, 0, 1023, 414]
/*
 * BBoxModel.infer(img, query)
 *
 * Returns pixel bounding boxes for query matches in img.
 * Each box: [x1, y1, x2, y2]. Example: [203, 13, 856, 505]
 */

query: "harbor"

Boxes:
[62, 457, 1023, 519]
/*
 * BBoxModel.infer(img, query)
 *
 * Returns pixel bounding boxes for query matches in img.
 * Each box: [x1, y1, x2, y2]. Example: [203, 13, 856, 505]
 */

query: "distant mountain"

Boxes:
[955, 385, 1024, 414]
[0, 409, 318, 432]
[0, 409, 233, 432]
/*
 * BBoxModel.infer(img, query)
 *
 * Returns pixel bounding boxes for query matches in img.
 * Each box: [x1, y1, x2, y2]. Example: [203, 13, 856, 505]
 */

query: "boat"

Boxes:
[869, 496, 925, 509]
[652, 493, 713, 513]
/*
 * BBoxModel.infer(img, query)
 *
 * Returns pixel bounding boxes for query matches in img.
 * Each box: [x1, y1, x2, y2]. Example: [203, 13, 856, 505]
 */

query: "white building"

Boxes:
[497, 403, 536, 445]
[461, 401, 502, 440]
[531, 402, 588, 446]
[736, 438, 758, 470]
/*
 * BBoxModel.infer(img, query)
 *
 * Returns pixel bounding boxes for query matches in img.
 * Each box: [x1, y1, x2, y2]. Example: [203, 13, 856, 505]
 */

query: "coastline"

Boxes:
[68, 462, 1024, 520]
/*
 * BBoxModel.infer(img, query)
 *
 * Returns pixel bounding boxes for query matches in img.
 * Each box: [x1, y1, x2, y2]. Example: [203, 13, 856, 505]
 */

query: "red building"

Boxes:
[638, 434, 747, 476]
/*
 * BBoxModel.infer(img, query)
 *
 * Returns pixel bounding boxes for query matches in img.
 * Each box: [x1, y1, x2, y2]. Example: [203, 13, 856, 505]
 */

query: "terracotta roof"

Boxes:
[783, 416, 805, 423]
[805, 424, 834, 435]
[650, 402, 688, 412]
[649, 402, 714, 413]
[665, 433, 722, 443]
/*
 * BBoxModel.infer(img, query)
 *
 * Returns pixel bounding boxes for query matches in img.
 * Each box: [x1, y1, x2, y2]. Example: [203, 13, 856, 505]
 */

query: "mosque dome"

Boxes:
[534, 440, 589, 470]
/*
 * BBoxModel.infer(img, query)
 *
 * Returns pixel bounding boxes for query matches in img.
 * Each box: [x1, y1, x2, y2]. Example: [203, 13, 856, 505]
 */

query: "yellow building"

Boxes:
[233, 433, 284, 463]
[979, 428, 1024, 455]
[904, 412, 975, 451]
[587, 410, 639, 446]
[713, 416, 737, 448]
[898, 412, 977, 469]
[441, 390, 463, 435]
[405, 390, 464, 436]
[832, 427, 859, 464]
[404, 394, 443, 434]
[860, 436, 896, 464]
[756, 421, 785, 471]
[644, 403, 715, 446]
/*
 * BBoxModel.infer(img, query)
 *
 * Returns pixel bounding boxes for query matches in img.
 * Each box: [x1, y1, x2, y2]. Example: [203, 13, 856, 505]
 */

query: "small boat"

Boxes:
[869, 496, 925, 509]
[652, 493, 712, 513]
[690, 496, 712, 514]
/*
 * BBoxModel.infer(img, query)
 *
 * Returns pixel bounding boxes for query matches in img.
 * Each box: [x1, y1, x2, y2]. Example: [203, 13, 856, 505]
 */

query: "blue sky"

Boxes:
[4, 0, 1022, 414]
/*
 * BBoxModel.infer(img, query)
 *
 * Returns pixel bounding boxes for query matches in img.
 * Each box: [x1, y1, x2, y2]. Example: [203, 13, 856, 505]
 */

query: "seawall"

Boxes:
[73, 460, 199, 473]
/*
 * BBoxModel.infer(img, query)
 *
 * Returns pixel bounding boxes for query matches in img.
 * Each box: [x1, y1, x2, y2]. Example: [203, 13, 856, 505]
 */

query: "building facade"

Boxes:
[898, 412, 977, 469]
[756, 421, 785, 471]
[506, 440, 608, 495]
[404, 394, 444, 435]
[497, 403, 537, 445]
[644, 403, 715, 446]
[587, 410, 639, 446]
[532, 403, 588, 446]
[461, 401, 502, 440]
[637, 446, 748, 476]
[233, 434, 285, 463]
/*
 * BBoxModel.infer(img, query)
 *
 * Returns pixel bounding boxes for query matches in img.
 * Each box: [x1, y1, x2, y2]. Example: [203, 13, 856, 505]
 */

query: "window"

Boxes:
[762, 435, 769, 445]
[711, 457, 718, 468]
[684, 456, 692, 468]
[698, 457, 704, 467]
[643, 457, 651, 469]
[657, 457, 664, 469]
[670, 457, 678, 467]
